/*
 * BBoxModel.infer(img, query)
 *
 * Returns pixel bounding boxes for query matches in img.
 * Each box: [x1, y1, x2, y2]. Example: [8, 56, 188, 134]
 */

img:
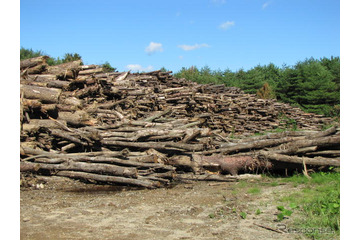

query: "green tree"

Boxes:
[234, 69, 247, 89]
[221, 68, 238, 87]
[46, 57, 63, 66]
[101, 61, 116, 72]
[239, 64, 280, 94]
[46, 53, 82, 66]
[277, 67, 302, 105]
[199, 65, 219, 84]
[320, 56, 340, 90]
[174, 66, 201, 83]
[240, 65, 265, 93]
[160, 67, 168, 72]
[277, 58, 339, 115]
[62, 53, 82, 63]
[20, 47, 45, 60]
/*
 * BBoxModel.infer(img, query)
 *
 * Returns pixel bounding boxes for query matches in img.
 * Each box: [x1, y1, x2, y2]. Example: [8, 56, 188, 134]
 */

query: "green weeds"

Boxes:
[278, 172, 340, 239]
[210, 172, 339, 239]
[276, 205, 295, 221]
[247, 187, 261, 195]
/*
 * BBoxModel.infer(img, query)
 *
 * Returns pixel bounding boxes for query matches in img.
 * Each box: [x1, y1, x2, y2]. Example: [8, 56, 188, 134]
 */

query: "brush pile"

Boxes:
[20, 56, 340, 188]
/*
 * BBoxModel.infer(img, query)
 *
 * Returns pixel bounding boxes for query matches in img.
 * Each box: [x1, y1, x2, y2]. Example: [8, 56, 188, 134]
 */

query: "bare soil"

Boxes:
[20, 176, 306, 240]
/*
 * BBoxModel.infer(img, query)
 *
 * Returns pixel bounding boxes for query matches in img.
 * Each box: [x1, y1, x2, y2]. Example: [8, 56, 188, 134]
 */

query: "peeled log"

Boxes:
[20, 84, 61, 103]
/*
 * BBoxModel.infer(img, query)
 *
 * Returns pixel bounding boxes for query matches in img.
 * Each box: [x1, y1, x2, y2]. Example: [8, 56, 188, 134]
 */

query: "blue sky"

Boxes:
[20, 0, 339, 72]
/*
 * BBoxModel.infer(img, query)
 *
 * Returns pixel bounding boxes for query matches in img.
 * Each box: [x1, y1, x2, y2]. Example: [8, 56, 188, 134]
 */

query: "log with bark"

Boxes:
[258, 151, 340, 167]
[20, 84, 62, 103]
[56, 171, 161, 189]
[20, 161, 138, 178]
[46, 60, 82, 79]
[20, 56, 49, 70]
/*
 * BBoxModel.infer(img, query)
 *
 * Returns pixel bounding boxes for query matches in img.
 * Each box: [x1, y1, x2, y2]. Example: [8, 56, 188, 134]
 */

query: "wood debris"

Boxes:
[20, 57, 340, 188]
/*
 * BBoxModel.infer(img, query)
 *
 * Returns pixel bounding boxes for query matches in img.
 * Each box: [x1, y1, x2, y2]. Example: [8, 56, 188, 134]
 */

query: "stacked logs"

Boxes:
[20, 57, 339, 188]
[20, 57, 333, 135]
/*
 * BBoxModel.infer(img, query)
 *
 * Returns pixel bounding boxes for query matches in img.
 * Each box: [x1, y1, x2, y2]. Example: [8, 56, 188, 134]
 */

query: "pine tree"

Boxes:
[277, 58, 339, 115]
[62, 53, 82, 63]
[20, 47, 44, 60]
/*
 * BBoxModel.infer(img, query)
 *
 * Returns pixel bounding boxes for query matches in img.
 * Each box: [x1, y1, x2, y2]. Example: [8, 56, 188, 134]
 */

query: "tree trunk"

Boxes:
[22, 119, 67, 132]
[58, 111, 95, 127]
[101, 140, 204, 152]
[20, 161, 138, 178]
[47, 80, 71, 89]
[20, 56, 49, 69]
[55, 171, 161, 188]
[25, 74, 57, 82]
[49, 129, 89, 146]
[46, 60, 82, 79]
[275, 136, 340, 155]
[78, 68, 104, 75]
[174, 173, 262, 182]
[204, 137, 303, 155]
[258, 151, 340, 166]
[20, 84, 62, 103]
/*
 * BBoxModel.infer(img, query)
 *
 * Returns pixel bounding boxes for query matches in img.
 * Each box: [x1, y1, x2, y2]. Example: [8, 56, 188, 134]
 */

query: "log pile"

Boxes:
[20, 57, 340, 188]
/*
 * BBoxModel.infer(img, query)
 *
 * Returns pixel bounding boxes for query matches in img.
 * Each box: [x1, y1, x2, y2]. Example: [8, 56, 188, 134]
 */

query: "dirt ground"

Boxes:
[20, 176, 307, 240]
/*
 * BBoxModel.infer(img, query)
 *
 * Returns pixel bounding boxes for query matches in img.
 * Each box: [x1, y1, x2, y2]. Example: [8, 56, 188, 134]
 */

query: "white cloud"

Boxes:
[262, 1, 271, 9]
[219, 21, 235, 30]
[145, 42, 163, 55]
[126, 64, 154, 72]
[177, 43, 210, 51]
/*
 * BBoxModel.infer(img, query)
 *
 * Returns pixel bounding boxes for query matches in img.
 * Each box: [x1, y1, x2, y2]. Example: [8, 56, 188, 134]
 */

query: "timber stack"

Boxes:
[20, 56, 340, 188]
